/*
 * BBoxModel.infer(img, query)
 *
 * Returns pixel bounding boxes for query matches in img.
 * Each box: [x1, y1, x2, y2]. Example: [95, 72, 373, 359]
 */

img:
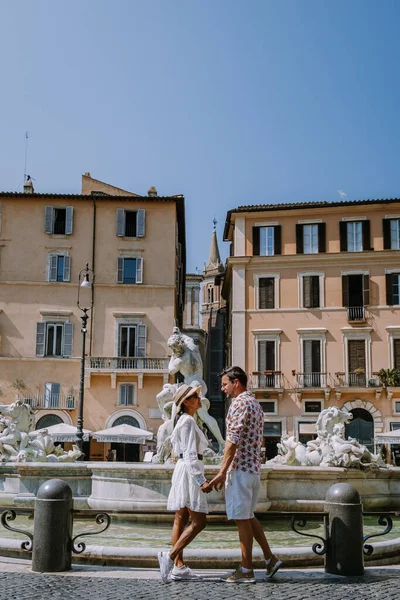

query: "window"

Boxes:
[258, 340, 276, 386]
[117, 257, 143, 284]
[298, 421, 317, 445]
[394, 339, 400, 370]
[303, 340, 321, 387]
[342, 273, 369, 307]
[36, 414, 63, 429]
[348, 340, 366, 386]
[118, 384, 136, 406]
[386, 273, 400, 305]
[340, 220, 370, 252]
[207, 286, 214, 304]
[259, 401, 276, 413]
[303, 224, 319, 254]
[259, 277, 275, 309]
[302, 275, 320, 308]
[252, 225, 281, 256]
[395, 403, 400, 414]
[49, 255, 70, 282]
[44, 206, 73, 235]
[263, 422, 282, 437]
[383, 218, 400, 250]
[116, 208, 145, 238]
[118, 324, 147, 357]
[44, 382, 61, 408]
[296, 223, 326, 254]
[36, 322, 73, 357]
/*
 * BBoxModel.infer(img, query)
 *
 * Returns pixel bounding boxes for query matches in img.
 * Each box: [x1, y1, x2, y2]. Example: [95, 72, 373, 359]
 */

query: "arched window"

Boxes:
[35, 414, 64, 430]
[112, 415, 140, 428]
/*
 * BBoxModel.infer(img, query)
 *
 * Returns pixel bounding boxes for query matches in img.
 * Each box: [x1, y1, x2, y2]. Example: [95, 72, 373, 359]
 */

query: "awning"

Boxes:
[375, 430, 400, 444]
[93, 424, 154, 444]
[30, 423, 91, 442]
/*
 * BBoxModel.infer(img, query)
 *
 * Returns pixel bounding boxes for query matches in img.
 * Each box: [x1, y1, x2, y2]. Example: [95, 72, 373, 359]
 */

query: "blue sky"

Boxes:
[0, 1, 399, 271]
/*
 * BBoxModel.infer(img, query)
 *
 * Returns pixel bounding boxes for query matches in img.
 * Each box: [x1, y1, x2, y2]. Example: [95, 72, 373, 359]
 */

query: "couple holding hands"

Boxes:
[157, 366, 282, 583]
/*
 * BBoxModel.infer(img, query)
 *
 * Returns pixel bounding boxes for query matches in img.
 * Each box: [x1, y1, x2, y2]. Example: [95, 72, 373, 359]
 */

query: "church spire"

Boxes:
[206, 218, 222, 272]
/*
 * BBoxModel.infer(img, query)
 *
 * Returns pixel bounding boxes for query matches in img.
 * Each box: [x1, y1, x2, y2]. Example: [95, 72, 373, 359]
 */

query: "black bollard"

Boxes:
[324, 482, 364, 576]
[32, 479, 73, 572]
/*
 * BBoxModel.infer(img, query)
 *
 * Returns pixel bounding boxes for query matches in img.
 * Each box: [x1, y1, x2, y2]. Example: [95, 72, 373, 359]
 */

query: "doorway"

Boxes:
[345, 408, 374, 451]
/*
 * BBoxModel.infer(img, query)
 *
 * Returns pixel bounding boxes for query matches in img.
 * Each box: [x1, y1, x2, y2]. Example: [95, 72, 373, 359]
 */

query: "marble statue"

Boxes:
[269, 406, 385, 470]
[153, 327, 225, 463]
[0, 401, 83, 463]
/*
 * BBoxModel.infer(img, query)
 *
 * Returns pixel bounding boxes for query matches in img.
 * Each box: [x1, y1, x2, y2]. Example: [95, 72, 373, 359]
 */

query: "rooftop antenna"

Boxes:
[24, 131, 29, 182]
[213, 216, 217, 231]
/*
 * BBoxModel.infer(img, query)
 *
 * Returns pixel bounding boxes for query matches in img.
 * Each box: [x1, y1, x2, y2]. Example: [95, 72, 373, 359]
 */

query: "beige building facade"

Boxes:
[223, 198, 400, 460]
[0, 174, 185, 460]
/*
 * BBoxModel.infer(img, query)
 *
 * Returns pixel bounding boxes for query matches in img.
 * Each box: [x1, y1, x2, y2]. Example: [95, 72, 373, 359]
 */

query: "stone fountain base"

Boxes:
[1, 462, 400, 513]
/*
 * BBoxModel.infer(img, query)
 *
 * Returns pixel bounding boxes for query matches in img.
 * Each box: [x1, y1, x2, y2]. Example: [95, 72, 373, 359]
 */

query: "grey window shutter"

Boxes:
[363, 274, 370, 306]
[45, 206, 54, 234]
[394, 339, 400, 370]
[65, 206, 73, 235]
[339, 221, 347, 251]
[136, 324, 147, 357]
[258, 340, 267, 371]
[386, 273, 393, 305]
[36, 322, 46, 356]
[342, 275, 349, 306]
[49, 255, 58, 281]
[348, 340, 365, 372]
[63, 255, 71, 282]
[296, 224, 304, 254]
[62, 322, 73, 357]
[136, 257, 143, 284]
[116, 208, 125, 236]
[120, 384, 127, 406]
[274, 225, 281, 255]
[137, 209, 145, 237]
[127, 385, 134, 405]
[303, 340, 312, 373]
[303, 276, 312, 308]
[117, 257, 124, 283]
[383, 219, 391, 250]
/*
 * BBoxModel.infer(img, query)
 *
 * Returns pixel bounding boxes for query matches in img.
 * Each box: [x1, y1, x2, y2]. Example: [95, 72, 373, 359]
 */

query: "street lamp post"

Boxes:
[76, 263, 94, 458]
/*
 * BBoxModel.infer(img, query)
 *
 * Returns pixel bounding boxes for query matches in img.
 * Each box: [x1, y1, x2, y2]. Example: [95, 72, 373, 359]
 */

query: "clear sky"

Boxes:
[0, 1, 399, 272]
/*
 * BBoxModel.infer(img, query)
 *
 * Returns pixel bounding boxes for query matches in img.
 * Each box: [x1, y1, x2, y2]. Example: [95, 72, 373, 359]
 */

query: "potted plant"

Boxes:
[378, 368, 400, 388]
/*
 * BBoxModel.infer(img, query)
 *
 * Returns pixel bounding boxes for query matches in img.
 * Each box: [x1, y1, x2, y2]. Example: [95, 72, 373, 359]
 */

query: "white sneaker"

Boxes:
[170, 565, 200, 580]
[157, 551, 174, 583]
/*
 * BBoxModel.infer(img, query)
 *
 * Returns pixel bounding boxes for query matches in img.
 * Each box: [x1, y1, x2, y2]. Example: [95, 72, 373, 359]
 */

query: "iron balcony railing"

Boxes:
[295, 372, 328, 388]
[249, 372, 282, 389]
[86, 357, 170, 371]
[18, 394, 75, 410]
[347, 306, 366, 322]
[333, 373, 381, 388]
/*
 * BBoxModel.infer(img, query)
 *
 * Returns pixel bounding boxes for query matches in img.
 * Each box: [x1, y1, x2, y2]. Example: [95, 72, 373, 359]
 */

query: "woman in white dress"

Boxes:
[158, 383, 211, 582]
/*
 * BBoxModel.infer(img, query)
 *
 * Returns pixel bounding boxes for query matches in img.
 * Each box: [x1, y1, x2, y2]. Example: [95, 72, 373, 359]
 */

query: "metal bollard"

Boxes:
[324, 482, 364, 576]
[32, 479, 73, 573]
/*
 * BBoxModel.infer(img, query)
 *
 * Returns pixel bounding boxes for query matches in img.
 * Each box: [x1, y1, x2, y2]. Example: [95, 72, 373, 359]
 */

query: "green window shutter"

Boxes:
[296, 224, 304, 254]
[386, 273, 393, 305]
[62, 322, 73, 357]
[274, 225, 281, 255]
[383, 218, 391, 250]
[339, 221, 347, 251]
[252, 227, 260, 256]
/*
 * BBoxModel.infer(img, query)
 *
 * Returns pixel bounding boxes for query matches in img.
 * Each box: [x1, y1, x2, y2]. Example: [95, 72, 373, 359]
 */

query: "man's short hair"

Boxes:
[220, 366, 247, 387]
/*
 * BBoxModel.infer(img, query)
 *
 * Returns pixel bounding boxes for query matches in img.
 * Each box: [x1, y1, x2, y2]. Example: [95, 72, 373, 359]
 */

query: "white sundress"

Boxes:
[167, 414, 209, 514]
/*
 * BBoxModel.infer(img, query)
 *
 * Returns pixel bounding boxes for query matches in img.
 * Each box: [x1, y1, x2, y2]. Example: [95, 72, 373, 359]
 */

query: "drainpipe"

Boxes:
[89, 198, 96, 356]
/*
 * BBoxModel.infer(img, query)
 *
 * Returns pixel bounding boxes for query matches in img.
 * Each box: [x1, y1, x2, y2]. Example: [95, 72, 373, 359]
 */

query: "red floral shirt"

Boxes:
[226, 390, 264, 474]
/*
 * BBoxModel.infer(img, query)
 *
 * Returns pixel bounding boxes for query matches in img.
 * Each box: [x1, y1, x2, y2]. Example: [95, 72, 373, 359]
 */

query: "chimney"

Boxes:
[23, 176, 34, 194]
[148, 186, 158, 197]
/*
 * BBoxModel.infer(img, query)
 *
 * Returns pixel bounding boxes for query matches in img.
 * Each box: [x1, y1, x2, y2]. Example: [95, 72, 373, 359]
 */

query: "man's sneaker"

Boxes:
[225, 564, 256, 583]
[265, 556, 283, 579]
[157, 551, 174, 583]
[170, 565, 200, 580]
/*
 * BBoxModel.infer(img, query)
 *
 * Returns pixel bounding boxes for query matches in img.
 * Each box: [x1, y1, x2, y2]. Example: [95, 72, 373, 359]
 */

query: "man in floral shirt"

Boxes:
[210, 366, 282, 583]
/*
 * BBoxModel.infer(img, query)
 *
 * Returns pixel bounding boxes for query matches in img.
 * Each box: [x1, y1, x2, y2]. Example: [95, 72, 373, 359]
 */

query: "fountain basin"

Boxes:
[1, 462, 400, 512]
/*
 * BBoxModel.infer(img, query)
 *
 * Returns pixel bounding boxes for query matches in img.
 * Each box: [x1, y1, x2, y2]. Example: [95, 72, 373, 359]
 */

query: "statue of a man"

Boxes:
[167, 327, 207, 396]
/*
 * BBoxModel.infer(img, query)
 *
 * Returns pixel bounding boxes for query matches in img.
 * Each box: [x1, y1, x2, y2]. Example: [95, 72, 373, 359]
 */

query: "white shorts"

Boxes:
[225, 470, 260, 520]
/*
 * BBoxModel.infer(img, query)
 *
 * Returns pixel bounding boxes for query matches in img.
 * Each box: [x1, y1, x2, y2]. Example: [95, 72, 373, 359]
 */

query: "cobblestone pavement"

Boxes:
[1, 568, 400, 600]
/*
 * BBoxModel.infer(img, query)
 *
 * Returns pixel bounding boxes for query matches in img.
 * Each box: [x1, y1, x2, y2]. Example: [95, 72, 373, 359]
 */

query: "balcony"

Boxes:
[295, 372, 328, 388]
[18, 394, 75, 410]
[86, 357, 169, 371]
[249, 372, 283, 395]
[333, 372, 380, 389]
[85, 356, 170, 389]
[347, 306, 367, 323]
